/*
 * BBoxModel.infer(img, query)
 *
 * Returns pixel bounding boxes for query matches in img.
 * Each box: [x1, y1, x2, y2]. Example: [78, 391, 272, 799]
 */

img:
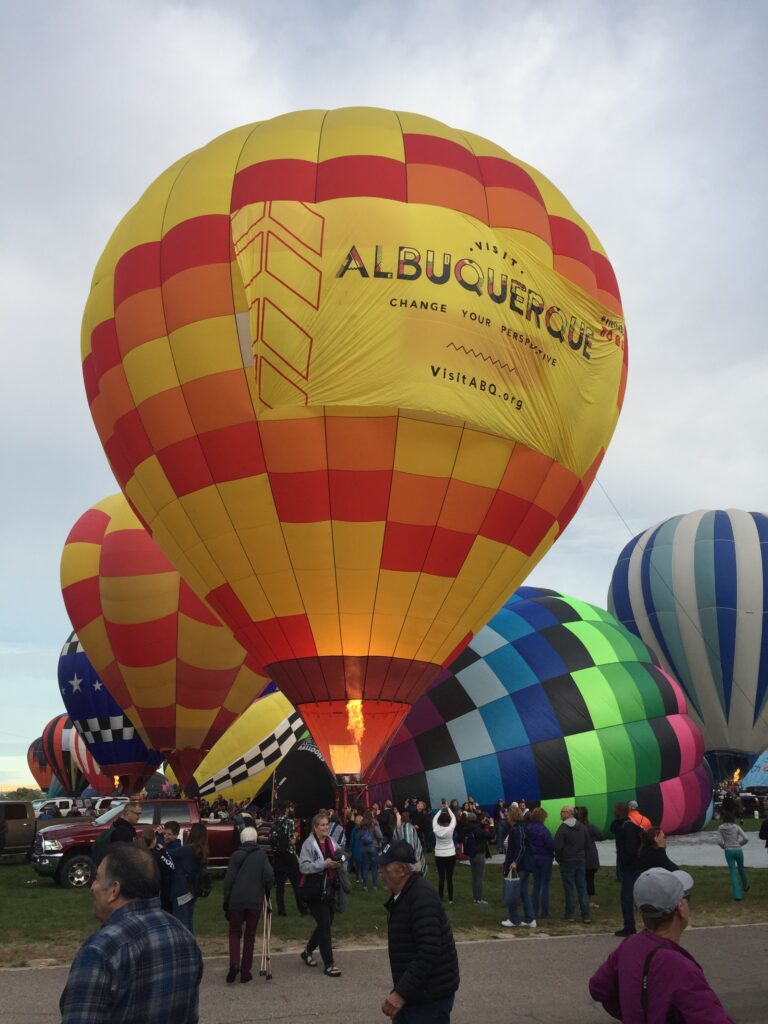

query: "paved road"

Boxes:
[3, 924, 766, 1023]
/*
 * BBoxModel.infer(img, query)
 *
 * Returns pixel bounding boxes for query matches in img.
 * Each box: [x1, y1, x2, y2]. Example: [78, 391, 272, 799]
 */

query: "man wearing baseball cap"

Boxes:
[589, 868, 734, 1022]
[378, 840, 459, 1022]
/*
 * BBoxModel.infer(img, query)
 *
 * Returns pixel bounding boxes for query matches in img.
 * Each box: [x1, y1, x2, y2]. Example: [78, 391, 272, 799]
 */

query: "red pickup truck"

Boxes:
[31, 799, 242, 889]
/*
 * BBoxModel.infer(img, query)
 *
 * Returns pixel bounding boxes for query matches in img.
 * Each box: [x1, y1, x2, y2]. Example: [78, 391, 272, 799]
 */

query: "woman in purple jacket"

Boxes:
[525, 807, 555, 920]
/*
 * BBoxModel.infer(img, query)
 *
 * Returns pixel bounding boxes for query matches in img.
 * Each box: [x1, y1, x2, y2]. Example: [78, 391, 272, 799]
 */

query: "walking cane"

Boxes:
[259, 892, 273, 980]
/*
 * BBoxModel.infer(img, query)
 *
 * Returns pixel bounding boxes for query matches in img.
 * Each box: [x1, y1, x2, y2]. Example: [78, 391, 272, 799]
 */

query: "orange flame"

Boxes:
[733, 768, 741, 783]
[346, 699, 365, 746]
[113, 775, 120, 790]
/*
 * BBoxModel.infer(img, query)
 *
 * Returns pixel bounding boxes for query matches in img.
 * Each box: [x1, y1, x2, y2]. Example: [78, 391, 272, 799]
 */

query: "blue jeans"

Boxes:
[173, 894, 195, 932]
[725, 848, 749, 898]
[394, 995, 455, 1023]
[559, 859, 590, 919]
[504, 871, 535, 924]
[496, 820, 507, 853]
[532, 860, 552, 917]
[361, 846, 379, 889]
[517, 868, 536, 922]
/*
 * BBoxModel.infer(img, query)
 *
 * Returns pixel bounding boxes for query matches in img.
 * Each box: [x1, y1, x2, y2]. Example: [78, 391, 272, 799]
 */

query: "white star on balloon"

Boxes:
[93, 680, 103, 692]
[68, 674, 83, 693]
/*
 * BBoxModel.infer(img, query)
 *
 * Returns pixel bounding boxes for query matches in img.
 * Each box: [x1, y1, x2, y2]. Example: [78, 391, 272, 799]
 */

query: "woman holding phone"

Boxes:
[298, 812, 343, 977]
[433, 799, 457, 904]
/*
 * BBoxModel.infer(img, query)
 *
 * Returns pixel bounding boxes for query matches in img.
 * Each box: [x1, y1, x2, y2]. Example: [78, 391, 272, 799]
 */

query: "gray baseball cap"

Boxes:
[633, 868, 694, 916]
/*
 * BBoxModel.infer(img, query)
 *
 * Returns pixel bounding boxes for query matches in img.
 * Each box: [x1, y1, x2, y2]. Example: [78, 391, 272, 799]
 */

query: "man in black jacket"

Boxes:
[110, 801, 142, 844]
[379, 800, 396, 842]
[378, 840, 459, 1022]
[611, 801, 644, 937]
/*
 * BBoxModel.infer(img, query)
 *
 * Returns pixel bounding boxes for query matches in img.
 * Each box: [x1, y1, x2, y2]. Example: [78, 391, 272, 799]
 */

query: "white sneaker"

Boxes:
[501, 919, 519, 928]
[521, 919, 537, 928]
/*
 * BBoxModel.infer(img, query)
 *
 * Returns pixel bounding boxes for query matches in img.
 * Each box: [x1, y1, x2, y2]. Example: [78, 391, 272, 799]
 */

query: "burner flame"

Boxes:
[346, 699, 365, 746]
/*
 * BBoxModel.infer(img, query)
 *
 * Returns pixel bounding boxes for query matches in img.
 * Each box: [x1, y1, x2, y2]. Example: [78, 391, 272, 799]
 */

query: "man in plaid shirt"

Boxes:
[60, 844, 203, 1023]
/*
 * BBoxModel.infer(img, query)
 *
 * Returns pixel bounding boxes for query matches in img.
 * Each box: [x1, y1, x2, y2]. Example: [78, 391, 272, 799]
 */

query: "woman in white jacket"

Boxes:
[432, 802, 457, 903]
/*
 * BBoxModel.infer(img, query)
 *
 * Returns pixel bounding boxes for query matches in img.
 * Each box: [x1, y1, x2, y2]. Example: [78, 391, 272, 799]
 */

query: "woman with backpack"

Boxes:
[358, 810, 383, 891]
[393, 809, 426, 876]
[223, 825, 275, 983]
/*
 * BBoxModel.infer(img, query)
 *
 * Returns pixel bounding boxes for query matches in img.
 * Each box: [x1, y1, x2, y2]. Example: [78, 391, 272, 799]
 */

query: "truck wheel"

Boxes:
[60, 855, 94, 890]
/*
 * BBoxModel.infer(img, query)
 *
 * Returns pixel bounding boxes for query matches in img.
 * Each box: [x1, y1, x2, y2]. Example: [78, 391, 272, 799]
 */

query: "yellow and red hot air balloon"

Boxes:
[60, 494, 268, 785]
[81, 108, 627, 775]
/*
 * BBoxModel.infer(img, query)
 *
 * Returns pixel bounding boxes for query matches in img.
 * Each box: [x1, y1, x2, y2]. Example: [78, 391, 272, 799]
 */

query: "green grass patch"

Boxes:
[2, 854, 766, 967]
[703, 815, 765, 832]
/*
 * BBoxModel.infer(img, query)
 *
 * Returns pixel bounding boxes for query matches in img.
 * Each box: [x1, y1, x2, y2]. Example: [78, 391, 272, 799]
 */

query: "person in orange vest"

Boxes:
[628, 800, 652, 831]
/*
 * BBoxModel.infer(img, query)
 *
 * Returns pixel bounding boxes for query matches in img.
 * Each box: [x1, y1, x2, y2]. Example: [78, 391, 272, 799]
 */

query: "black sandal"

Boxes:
[300, 950, 318, 967]
[324, 965, 341, 977]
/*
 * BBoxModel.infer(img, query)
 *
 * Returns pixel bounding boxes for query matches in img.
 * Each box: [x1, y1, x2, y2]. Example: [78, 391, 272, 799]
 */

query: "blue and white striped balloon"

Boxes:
[608, 509, 768, 764]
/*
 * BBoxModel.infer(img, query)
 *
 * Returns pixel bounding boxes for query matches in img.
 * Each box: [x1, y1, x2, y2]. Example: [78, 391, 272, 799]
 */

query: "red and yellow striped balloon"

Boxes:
[60, 494, 268, 784]
[81, 108, 627, 774]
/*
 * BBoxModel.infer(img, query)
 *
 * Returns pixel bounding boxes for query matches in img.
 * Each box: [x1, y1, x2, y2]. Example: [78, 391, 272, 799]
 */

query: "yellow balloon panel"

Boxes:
[167, 690, 300, 804]
[82, 108, 627, 775]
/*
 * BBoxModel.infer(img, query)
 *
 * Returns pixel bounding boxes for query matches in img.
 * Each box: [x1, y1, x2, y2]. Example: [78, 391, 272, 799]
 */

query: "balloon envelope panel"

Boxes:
[253, 738, 337, 822]
[27, 737, 52, 791]
[70, 730, 114, 796]
[608, 509, 768, 762]
[81, 108, 627, 776]
[41, 714, 86, 796]
[367, 592, 712, 835]
[740, 747, 768, 790]
[166, 688, 300, 804]
[58, 632, 163, 790]
[60, 494, 269, 783]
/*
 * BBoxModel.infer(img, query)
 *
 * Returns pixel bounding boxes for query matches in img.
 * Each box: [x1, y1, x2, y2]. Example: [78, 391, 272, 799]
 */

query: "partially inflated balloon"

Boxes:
[608, 509, 768, 773]
[166, 688, 301, 803]
[27, 737, 52, 791]
[82, 108, 627, 775]
[367, 590, 712, 835]
[70, 730, 113, 796]
[58, 632, 163, 791]
[252, 736, 337, 821]
[60, 494, 269, 785]
[740, 747, 768, 789]
[41, 715, 86, 796]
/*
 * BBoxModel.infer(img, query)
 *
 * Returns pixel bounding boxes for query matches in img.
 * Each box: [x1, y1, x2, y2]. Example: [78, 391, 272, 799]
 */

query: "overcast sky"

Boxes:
[2, 0, 766, 787]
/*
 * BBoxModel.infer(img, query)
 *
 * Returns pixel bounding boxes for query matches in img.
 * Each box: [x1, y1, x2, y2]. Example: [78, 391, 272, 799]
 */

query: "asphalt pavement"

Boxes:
[2, 924, 766, 1023]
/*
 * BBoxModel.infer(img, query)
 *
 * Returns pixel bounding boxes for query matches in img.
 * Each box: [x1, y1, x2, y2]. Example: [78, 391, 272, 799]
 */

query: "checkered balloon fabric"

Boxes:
[198, 711, 305, 796]
[367, 589, 713, 835]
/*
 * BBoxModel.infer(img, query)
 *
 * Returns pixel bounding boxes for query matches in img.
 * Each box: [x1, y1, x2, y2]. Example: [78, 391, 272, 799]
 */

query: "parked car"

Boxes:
[32, 799, 240, 889]
[714, 790, 767, 817]
[89, 796, 128, 814]
[0, 800, 36, 857]
[32, 797, 78, 818]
